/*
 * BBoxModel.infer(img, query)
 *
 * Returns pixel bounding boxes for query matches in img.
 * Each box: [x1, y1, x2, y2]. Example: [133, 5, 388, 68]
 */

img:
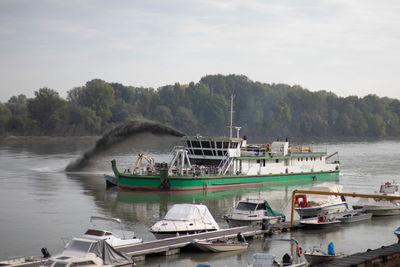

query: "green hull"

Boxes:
[111, 160, 339, 191]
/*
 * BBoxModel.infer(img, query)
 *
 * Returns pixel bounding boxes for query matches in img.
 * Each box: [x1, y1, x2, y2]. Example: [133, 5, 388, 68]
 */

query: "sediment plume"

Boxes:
[65, 120, 185, 171]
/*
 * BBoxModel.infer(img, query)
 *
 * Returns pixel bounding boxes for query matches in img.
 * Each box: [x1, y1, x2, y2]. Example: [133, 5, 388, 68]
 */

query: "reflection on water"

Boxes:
[1, 137, 400, 266]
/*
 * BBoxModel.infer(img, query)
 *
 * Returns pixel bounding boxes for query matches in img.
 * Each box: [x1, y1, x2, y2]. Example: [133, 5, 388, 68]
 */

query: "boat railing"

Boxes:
[217, 152, 234, 175]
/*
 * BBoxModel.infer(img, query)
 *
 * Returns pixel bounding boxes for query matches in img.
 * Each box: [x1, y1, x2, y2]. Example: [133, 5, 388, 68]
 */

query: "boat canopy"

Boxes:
[306, 183, 344, 205]
[163, 204, 219, 229]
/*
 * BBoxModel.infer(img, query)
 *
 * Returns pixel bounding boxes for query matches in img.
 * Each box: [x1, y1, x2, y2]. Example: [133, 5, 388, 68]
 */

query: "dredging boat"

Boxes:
[109, 134, 339, 191]
[108, 96, 339, 191]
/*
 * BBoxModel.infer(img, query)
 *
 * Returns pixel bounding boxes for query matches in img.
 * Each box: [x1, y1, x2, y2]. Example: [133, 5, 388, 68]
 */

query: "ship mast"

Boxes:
[228, 94, 241, 138]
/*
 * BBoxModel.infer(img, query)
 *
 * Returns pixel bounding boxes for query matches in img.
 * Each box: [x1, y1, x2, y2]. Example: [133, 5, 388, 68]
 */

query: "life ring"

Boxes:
[295, 194, 308, 208]
[317, 215, 326, 223]
[296, 246, 303, 257]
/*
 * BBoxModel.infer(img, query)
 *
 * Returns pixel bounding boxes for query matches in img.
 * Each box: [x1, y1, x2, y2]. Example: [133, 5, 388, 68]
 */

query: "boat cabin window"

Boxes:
[275, 159, 279, 163]
[84, 229, 112, 236]
[203, 150, 213, 156]
[66, 240, 94, 253]
[193, 149, 203, 155]
[201, 141, 211, 148]
[236, 202, 258, 211]
[218, 151, 223, 156]
[223, 142, 229, 149]
[192, 141, 200, 148]
[186, 141, 191, 147]
[256, 203, 266, 210]
[216, 142, 222, 149]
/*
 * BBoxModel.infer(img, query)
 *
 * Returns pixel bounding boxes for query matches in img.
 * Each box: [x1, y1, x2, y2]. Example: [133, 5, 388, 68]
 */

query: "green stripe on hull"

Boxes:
[117, 171, 339, 190]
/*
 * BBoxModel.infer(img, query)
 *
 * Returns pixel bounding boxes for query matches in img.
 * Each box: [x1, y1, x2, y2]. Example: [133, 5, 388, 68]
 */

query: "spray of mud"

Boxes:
[65, 120, 185, 171]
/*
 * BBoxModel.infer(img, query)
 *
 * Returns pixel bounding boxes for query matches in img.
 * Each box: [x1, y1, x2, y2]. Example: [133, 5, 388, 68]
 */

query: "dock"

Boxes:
[115, 225, 274, 262]
[315, 243, 400, 267]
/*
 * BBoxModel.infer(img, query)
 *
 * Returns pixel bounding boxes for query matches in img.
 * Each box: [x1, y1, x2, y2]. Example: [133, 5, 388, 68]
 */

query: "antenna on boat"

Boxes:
[230, 94, 234, 138]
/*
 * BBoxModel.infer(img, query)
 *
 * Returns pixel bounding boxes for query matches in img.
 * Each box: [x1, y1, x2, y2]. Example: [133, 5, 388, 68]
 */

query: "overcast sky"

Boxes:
[1, 0, 400, 102]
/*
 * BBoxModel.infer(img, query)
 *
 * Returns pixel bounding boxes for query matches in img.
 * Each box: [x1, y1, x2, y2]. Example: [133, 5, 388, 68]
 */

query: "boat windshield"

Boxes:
[65, 240, 94, 253]
[236, 202, 258, 211]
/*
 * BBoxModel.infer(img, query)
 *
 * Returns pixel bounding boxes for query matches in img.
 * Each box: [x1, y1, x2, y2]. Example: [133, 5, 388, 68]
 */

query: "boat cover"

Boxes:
[307, 183, 344, 205]
[163, 204, 220, 229]
[92, 239, 132, 266]
[264, 201, 285, 217]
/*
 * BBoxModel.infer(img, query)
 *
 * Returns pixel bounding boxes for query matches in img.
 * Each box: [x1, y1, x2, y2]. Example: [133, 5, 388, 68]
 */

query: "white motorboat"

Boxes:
[150, 203, 220, 239]
[304, 243, 344, 266]
[335, 210, 372, 224]
[300, 215, 341, 229]
[41, 238, 132, 267]
[352, 181, 400, 216]
[82, 216, 142, 247]
[295, 183, 348, 219]
[361, 201, 400, 216]
[223, 199, 285, 227]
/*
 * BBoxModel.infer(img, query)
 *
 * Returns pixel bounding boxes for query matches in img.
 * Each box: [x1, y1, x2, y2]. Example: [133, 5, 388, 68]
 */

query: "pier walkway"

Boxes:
[115, 225, 269, 261]
[316, 243, 400, 267]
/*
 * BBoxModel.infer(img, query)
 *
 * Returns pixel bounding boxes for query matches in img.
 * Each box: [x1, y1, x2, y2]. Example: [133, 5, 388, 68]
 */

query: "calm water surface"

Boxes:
[0, 135, 399, 266]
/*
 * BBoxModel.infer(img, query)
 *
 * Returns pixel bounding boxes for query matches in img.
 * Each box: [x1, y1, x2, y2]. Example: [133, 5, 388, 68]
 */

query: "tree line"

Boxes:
[0, 74, 399, 139]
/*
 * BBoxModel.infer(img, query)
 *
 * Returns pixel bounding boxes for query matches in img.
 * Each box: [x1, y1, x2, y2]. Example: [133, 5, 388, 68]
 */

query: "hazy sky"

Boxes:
[1, 0, 400, 102]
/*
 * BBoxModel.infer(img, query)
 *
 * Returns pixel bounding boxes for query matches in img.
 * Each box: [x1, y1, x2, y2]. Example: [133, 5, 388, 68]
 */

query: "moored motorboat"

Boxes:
[40, 238, 132, 267]
[362, 202, 400, 216]
[150, 203, 220, 239]
[304, 242, 344, 266]
[300, 215, 341, 229]
[82, 216, 142, 247]
[352, 181, 400, 216]
[295, 183, 348, 219]
[335, 210, 372, 224]
[223, 198, 285, 227]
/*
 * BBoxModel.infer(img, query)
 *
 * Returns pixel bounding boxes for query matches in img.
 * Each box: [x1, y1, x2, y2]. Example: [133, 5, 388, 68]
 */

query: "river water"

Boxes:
[0, 134, 399, 266]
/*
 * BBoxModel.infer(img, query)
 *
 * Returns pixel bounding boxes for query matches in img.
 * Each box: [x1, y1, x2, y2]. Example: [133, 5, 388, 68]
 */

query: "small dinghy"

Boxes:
[192, 239, 248, 252]
[304, 242, 344, 266]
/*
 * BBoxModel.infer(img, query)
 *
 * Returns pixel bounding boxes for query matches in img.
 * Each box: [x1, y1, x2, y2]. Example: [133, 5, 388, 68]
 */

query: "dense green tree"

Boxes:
[67, 79, 115, 123]
[2, 74, 400, 138]
[0, 103, 11, 135]
[27, 88, 66, 135]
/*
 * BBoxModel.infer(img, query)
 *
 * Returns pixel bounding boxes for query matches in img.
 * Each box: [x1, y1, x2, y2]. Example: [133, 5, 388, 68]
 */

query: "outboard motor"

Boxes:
[41, 247, 51, 258]
[282, 253, 293, 266]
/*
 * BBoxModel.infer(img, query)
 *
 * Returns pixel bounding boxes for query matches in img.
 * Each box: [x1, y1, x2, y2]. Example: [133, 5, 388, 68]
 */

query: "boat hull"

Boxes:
[304, 253, 344, 265]
[193, 241, 248, 252]
[150, 229, 217, 239]
[225, 216, 284, 228]
[362, 205, 400, 216]
[114, 171, 339, 191]
[295, 202, 348, 219]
